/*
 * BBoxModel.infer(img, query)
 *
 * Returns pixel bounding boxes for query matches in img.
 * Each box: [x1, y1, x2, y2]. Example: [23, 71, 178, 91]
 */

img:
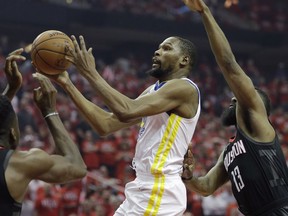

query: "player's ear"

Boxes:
[180, 56, 189, 67]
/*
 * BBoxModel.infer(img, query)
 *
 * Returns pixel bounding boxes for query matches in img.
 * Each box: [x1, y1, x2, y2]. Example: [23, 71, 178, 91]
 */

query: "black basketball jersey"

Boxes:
[0, 148, 22, 216]
[223, 127, 288, 215]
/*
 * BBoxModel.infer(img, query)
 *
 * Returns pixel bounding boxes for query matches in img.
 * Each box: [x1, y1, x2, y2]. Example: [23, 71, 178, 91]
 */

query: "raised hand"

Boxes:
[4, 48, 26, 100]
[70, 35, 97, 79]
[32, 72, 57, 116]
[182, 0, 206, 13]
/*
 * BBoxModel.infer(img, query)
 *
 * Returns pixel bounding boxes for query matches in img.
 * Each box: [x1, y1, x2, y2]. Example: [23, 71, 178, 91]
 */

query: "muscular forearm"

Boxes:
[62, 79, 135, 135]
[184, 176, 214, 196]
[183, 151, 228, 196]
[84, 69, 135, 121]
[200, 6, 237, 70]
[44, 115, 86, 169]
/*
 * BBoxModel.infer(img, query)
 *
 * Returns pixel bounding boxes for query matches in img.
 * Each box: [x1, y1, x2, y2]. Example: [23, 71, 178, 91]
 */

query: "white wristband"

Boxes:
[44, 112, 59, 119]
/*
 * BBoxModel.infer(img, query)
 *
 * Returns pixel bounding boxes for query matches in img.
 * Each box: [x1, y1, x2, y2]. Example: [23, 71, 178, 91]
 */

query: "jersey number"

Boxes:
[231, 166, 245, 192]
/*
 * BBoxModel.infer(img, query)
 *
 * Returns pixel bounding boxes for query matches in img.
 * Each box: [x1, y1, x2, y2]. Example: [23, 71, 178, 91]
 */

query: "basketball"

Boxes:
[31, 30, 74, 75]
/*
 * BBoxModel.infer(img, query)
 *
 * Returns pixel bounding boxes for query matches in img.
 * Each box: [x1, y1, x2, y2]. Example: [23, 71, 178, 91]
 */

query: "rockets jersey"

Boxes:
[133, 78, 201, 176]
[0, 148, 22, 216]
[223, 127, 288, 215]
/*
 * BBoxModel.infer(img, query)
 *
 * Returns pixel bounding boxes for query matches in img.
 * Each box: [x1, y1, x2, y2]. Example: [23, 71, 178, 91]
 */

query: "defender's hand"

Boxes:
[32, 72, 57, 116]
[4, 48, 26, 93]
[182, 0, 206, 13]
[182, 144, 195, 181]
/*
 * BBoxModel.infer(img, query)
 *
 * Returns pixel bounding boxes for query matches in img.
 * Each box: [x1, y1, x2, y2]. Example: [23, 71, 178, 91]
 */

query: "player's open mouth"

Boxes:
[152, 57, 160, 68]
[152, 63, 160, 68]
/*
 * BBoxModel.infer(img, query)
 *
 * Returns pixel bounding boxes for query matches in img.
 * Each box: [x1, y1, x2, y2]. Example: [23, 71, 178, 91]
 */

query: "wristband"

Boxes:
[44, 112, 59, 119]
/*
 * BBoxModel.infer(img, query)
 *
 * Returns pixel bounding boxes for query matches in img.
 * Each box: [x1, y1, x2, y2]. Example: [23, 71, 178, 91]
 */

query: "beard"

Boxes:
[146, 67, 167, 79]
[221, 105, 237, 127]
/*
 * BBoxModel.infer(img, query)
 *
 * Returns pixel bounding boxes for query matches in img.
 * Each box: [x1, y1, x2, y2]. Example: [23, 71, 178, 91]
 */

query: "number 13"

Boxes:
[231, 166, 245, 192]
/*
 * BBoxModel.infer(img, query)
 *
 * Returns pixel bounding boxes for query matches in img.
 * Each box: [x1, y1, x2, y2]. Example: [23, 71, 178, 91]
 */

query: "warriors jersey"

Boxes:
[0, 148, 22, 216]
[133, 78, 201, 176]
[223, 127, 288, 215]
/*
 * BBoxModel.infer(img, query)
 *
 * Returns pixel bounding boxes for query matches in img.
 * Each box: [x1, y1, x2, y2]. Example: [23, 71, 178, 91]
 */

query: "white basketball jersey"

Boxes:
[133, 78, 201, 176]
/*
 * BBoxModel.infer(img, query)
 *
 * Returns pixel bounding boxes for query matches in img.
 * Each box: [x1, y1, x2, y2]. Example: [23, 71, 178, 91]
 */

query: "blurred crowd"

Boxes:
[0, 34, 288, 216]
[41, 0, 287, 32]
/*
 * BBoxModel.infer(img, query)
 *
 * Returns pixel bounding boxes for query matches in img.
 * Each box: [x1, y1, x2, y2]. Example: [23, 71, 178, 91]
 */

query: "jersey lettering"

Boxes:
[224, 140, 246, 171]
[138, 117, 147, 139]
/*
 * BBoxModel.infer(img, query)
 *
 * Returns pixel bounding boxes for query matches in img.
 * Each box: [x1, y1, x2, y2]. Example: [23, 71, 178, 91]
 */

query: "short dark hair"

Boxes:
[174, 36, 197, 70]
[255, 87, 271, 116]
[0, 95, 15, 130]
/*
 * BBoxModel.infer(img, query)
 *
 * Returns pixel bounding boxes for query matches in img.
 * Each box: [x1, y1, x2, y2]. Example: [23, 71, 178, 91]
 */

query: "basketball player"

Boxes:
[0, 48, 87, 216]
[181, 0, 288, 215]
[48, 35, 201, 215]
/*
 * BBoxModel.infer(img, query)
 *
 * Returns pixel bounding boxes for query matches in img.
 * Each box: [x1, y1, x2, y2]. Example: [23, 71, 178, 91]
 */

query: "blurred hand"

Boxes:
[182, 144, 195, 180]
[182, 0, 206, 13]
[4, 48, 26, 99]
[224, 0, 239, 8]
[32, 72, 57, 116]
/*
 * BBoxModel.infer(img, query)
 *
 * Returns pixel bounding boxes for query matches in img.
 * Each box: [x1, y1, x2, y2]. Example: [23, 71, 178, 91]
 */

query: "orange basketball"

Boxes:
[31, 30, 74, 75]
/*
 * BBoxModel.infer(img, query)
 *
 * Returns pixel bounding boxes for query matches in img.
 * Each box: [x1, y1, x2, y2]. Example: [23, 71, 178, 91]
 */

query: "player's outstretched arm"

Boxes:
[42, 71, 140, 136]
[69, 35, 142, 121]
[183, 0, 273, 140]
[70, 36, 198, 121]
[182, 147, 228, 196]
[183, 0, 262, 111]
[31, 73, 87, 183]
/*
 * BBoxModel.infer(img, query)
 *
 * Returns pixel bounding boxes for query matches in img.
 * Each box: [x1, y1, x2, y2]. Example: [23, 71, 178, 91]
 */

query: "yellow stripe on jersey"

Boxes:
[144, 174, 166, 216]
[151, 175, 165, 216]
[158, 115, 182, 172]
[144, 114, 182, 215]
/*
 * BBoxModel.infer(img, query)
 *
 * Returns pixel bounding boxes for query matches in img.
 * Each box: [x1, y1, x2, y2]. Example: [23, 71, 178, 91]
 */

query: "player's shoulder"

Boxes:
[167, 78, 199, 94]
[168, 78, 198, 87]
[11, 148, 50, 163]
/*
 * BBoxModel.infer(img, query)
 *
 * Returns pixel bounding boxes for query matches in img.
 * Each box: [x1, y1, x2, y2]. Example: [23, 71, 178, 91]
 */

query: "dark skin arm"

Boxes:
[183, 0, 274, 142]
[33, 73, 87, 183]
[6, 74, 87, 203]
[182, 145, 229, 196]
[45, 71, 141, 136]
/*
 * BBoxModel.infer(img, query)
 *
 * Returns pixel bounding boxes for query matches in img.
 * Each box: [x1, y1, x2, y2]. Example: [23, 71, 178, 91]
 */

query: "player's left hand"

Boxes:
[182, 144, 195, 181]
[182, 0, 207, 13]
[4, 48, 26, 94]
[69, 35, 98, 79]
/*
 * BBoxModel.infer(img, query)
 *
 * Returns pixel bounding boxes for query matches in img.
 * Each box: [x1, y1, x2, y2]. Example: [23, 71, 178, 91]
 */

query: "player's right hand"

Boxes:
[34, 68, 71, 89]
[32, 72, 57, 116]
